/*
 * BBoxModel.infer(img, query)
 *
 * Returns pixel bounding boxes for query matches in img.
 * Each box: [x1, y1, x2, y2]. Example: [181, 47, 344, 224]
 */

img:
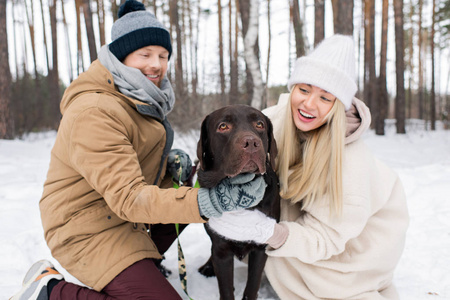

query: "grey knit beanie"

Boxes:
[288, 34, 357, 111]
[109, 0, 172, 61]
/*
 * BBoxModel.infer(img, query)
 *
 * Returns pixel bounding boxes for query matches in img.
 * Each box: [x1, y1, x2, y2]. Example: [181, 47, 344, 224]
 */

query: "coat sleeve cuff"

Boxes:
[266, 223, 289, 249]
[197, 188, 221, 218]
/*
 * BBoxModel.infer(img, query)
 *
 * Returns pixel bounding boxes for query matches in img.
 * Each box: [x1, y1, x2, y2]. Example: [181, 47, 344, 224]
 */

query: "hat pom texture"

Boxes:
[118, 0, 145, 18]
[109, 0, 172, 61]
[288, 34, 357, 111]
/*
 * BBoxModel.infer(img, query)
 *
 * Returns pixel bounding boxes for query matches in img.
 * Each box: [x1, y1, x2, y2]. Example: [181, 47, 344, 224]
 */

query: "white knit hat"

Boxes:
[288, 34, 357, 111]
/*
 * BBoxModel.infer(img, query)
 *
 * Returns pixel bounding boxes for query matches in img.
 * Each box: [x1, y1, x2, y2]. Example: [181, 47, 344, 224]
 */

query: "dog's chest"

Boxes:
[232, 242, 265, 260]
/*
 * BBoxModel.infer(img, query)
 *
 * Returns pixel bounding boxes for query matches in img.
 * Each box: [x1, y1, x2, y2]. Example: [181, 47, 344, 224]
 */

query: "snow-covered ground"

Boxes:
[1, 120, 449, 299]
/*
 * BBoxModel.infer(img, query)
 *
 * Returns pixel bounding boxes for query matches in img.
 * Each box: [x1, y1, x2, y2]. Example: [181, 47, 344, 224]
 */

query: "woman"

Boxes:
[208, 35, 409, 299]
[11, 1, 266, 299]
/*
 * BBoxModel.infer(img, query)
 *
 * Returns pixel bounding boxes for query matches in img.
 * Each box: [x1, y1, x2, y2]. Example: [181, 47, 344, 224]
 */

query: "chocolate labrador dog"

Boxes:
[196, 104, 280, 300]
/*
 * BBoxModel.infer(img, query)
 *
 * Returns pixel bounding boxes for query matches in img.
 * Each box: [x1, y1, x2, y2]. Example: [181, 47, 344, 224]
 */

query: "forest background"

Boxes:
[0, 0, 449, 139]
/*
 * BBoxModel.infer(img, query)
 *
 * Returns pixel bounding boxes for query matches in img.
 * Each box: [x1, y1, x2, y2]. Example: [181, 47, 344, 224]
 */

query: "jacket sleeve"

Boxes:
[266, 199, 370, 263]
[68, 102, 205, 224]
[266, 140, 386, 263]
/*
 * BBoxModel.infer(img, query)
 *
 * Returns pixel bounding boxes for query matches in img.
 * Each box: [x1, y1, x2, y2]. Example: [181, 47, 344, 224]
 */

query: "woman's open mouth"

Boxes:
[299, 109, 315, 119]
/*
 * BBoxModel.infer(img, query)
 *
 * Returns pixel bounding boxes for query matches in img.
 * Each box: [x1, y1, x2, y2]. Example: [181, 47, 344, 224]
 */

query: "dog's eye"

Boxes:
[255, 121, 265, 129]
[218, 122, 230, 131]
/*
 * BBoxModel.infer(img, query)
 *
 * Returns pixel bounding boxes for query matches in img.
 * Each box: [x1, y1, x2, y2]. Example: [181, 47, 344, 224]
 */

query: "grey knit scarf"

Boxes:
[98, 45, 175, 120]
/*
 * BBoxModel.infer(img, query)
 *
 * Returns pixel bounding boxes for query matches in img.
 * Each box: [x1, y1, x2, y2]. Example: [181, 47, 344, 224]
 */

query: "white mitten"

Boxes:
[207, 209, 276, 244]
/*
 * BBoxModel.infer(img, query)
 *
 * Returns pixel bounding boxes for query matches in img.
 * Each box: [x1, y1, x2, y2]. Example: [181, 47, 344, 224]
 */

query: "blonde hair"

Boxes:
[275, 88, 347, 216]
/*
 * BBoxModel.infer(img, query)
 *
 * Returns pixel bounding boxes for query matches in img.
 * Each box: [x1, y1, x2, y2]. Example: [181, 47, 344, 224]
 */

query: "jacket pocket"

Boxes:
[71, 203, 125, 235]
[132, 222, 149, 236]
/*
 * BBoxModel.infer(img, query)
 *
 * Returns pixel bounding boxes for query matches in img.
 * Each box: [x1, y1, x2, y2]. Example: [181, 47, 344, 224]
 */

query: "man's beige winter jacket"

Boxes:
[40, 60, 204, 291]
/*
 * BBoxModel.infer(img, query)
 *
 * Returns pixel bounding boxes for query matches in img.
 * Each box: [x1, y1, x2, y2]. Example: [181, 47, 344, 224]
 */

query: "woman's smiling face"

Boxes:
[290, 83, 337, 132]
[122, 45, 169, 88]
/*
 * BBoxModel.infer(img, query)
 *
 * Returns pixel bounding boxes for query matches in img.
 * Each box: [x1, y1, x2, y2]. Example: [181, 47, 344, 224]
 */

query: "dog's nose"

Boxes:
[241, 135, 261, 153]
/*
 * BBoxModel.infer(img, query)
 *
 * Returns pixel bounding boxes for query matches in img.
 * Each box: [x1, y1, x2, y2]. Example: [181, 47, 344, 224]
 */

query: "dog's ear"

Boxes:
[265, 115, 278, 170]
[197, 115, 211, 170]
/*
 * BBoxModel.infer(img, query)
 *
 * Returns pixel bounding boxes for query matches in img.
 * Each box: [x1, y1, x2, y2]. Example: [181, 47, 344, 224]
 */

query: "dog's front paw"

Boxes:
[198, 257, 216, 277]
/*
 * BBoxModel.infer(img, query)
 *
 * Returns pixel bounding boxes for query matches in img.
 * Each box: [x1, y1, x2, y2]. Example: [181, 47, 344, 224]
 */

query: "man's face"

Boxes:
[122, 45, 169, 88]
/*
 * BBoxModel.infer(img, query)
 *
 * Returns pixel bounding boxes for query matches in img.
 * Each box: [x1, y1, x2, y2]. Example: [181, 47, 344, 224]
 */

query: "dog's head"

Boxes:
[196, 105, 277, 188]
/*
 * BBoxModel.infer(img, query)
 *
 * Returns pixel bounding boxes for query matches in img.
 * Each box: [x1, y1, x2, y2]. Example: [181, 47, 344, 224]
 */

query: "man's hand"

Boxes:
[197, 174, 267, 218]
[167, 149, 193, 183]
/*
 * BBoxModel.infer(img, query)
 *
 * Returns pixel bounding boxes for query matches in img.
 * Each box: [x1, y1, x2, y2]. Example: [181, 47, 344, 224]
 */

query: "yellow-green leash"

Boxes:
[171, 154, 199, 300]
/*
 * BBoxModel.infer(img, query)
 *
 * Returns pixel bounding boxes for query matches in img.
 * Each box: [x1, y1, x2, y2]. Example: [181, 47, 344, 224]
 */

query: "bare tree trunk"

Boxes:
[218, 0, 225, 102]
[314, 0, 325, 46]
[263, 0, 271, 109]
[430, 0, 436, 130]
[96, 0, 106, 46]
[363, 0, 376, 113]
[230, 0, 240, 104]
[446, 58, 450, 129]
[394, 0, 406, 133]
[423, 29, 430, 127]
[39, 0, 50, 72]
[377, 0, 389, 135]
[24, 0, 38, 79]
[363, 1, 369, 105]
[0, 0, 14, 138]
[229, 0, 239, 105]
[229, 0, 234, 105]
[356, 1, 363, 96]
[335, 0, 354, 35]
[194, 1, 200, 101]
[418, 0, 424, 119]
[186, 0, 198, 102]
[24, 0, 41, 129]
[291, 0, 305, 57]
[49, 0, 61, 128]
[11, 0, 19, 77]
[82, 0, 97, 62]
[407, 0, 414, 119]
[234, 0, 239, 95]
[239, 0, 253, 105]
[169, 0, 185, 102]
[367, 0, 377, 128]
[14, 6, 28, 132]
[436, 21, 441, 122]
[152, 0, 157, 16]
[49, 0, 58, 78]
[182, 0, 189, 90]
[167, 0, 175, 85]
[61, 0, 73, 82]
[76, 0, 85, 75]
[331, 0, 338, 30]
[242, 0, 264, 109]
[111, 0, 119, 21]
[21, 18, 29, 73]
[288, 6, 292, 78]
[181, 0, 189, 88]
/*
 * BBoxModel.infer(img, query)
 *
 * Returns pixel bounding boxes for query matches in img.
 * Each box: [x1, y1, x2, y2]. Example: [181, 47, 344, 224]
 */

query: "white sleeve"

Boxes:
[266, 199, 369, 264]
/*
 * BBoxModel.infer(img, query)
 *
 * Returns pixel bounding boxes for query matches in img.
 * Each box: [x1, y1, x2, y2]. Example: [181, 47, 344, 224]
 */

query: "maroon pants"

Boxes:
[50, 224, 187, 300]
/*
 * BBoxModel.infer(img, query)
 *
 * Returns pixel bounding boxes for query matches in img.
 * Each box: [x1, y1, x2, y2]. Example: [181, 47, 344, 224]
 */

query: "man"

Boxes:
[11, 1, 266, 299]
